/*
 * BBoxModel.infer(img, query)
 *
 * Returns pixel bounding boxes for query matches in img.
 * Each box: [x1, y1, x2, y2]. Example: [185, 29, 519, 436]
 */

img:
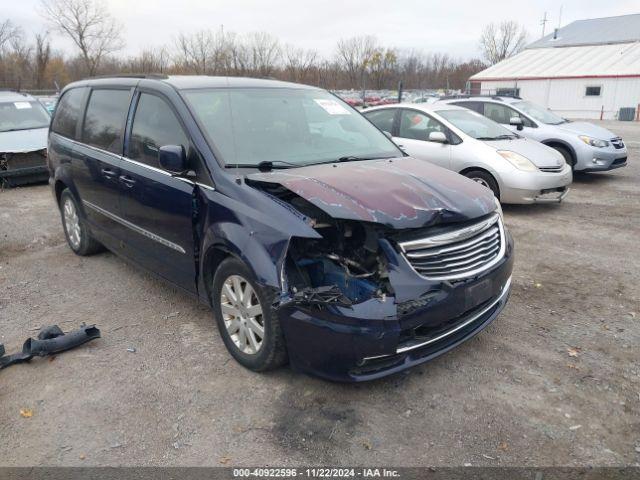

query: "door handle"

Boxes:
[119, 175, 136, 188]
[101, 168, 117, 179]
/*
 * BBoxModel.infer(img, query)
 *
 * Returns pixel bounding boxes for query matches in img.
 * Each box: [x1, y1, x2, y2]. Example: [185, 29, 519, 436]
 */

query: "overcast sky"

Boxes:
[10, 0, 640, 60]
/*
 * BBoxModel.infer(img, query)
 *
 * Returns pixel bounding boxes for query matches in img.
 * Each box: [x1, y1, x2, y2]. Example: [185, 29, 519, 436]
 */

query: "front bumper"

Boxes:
[0, 150, 49, 186]
[499, 164, 573, 204]
[278, 235, 514, 382]
[575, 145, 628, 172]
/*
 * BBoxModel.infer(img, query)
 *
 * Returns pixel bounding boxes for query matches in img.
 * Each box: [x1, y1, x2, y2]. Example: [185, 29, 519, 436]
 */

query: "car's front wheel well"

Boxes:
[458, 167, 500, 199]
[543, 141, 576, 166]
[54, 180, 68, 206]
[202, 246, 232, 306]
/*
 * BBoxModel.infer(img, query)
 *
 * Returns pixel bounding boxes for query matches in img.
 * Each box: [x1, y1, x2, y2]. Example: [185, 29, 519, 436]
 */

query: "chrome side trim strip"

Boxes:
[363, 276, 512, 361]
[67, 138, 215, 191]
[82, 200, 186, 254]
[399, 213, 499, 251]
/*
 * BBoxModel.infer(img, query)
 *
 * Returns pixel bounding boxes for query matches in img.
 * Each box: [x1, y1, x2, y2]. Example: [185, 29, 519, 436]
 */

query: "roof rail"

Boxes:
[88, 73, 169, 80]
[440, 93, 521, 101]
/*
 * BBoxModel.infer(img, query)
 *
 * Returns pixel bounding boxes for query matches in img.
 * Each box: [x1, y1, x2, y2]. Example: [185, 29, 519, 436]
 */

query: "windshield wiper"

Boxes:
[0, 126, 47, 133]
[336, 155, 392, 162]
[477, 134, 517, 141]
[224, 160, 300, 171]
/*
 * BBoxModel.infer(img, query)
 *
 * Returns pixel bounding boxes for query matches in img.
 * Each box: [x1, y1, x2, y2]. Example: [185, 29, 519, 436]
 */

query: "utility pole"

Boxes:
[558, 5, 563, 28]
[540, 11, 548, 38]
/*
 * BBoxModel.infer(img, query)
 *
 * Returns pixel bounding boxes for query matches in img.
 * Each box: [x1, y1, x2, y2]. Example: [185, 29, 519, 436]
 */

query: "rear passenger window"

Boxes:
[483, 103, 513, 124]
[82, 89, 131, 154]
[365, 109, 396, 133]
[51, 87, 86, 139]
[129, 93, 189, 168]
[451, 101, 483, 114]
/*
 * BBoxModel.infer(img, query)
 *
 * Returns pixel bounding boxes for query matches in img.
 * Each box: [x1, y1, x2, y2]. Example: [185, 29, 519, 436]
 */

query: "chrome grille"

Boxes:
[399, 214, 505, 281]
[611, 137, 625, 149]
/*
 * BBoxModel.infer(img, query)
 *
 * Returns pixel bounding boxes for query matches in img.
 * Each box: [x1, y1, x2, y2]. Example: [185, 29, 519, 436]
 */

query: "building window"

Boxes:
[585, 86, 602, 97]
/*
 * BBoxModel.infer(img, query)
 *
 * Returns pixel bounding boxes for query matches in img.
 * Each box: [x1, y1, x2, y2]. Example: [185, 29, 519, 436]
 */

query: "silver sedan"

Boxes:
[363, 103, 572, 204]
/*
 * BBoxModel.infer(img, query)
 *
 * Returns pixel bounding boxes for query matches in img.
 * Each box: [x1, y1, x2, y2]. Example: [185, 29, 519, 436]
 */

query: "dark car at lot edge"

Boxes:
[47, 75, 514, 381]
[0, 91, 51, 187]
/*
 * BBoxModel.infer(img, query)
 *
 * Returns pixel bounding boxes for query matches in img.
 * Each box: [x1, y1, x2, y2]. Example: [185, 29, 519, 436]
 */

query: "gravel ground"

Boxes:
[0, 120, 639, 467]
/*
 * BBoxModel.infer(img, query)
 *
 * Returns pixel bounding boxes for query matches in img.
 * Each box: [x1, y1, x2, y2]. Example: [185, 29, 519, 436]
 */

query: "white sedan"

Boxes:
[363, 103, 572, 204]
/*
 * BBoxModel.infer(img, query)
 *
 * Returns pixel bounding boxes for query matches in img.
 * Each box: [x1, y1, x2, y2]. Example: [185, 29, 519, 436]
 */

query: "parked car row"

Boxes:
[439, 95, 628, 173]
[362, 95, 627, 204]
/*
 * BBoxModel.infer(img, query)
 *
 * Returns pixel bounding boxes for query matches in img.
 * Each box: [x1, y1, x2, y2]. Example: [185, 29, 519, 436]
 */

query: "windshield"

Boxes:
[183, 88, 402, 167]
[0, 101, 50, 133]
[437, 109, 517, 140]
[513, 100, 565, 125]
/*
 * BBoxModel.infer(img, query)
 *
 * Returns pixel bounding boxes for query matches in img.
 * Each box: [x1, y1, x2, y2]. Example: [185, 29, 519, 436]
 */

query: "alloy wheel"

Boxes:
[470, 177, 490, 189]
[220, 275, 265, 355]
[63, 197, 81, 250]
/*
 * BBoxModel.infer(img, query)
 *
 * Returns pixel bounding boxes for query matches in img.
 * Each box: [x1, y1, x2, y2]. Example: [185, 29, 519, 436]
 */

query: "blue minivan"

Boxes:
[48, 75, 514, 381]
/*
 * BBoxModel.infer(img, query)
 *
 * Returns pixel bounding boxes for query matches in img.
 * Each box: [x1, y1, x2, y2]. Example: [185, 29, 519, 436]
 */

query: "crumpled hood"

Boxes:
[489, 137, 565, 168]
[557, 121, 618, 140]
[0, 127, 48, 153]
[246, 157, 496, 229]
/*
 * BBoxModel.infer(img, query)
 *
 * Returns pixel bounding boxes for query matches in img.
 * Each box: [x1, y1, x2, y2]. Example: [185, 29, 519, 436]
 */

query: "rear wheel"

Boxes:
[212, 257, 287, 371]
[59, 189, 104, 256]
[463, 170, 500, 199]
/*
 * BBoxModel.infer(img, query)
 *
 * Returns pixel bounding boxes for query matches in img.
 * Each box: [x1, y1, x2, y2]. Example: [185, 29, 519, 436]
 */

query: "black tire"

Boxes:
[552, 145, 575, 169]
[212, 257, 287, 372]
[463, 170, 500, 199]
[59, 189, 104, 256]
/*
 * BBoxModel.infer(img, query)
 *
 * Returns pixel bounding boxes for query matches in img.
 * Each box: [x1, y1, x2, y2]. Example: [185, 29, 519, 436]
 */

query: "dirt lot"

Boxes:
[1, 120, 639, 467]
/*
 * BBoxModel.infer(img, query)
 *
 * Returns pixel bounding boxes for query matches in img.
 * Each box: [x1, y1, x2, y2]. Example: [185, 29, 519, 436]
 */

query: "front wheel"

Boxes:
[212, 257, 287, 372]
[59, 189, 104, 256]
[552, 145, 575, 170]
[463, 170, 500, 199]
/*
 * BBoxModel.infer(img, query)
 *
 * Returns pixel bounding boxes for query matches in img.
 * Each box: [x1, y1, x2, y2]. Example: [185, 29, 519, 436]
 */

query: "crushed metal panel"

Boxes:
[246, 157, 495, 229]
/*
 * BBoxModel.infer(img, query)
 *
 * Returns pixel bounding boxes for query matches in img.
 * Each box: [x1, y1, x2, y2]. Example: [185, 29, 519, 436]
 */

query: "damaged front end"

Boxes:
[0, 149, 49, 187]
[248, 180, 395, 309]
[246, 167, 513, 382]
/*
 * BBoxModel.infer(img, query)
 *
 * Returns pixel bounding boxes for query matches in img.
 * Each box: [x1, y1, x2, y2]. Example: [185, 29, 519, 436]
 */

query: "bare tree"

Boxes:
[367, 47, 397, 89]
[40, 0, 124, 76]
[0, 20, 21, 56]
[174, 28, 229, 75]
[283, 45, 317, 83]
[34, 33, 51, 88]
[479, 21, 528, 65]
[245, 32, 281, 77]
[335, 35, 376, 87]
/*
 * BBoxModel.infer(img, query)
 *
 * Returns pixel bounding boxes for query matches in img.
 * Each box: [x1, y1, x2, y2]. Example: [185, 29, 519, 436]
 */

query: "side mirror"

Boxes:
[509, 116, 524, 130]
[383, 131, 393, 139]
[158, 145, 187, 174]
[428, 131, 448, 143]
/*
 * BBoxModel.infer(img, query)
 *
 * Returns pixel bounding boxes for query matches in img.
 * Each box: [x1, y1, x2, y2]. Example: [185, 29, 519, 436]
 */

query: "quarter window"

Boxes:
[51, 87, 86, 139]
[129, 93, 189, 168]
[451, 101, 483, 114]
[398, 110, 445, 141]
[585, 86, 601, 96]
[82, 89, 131, 154]
[365, 109, 396, 134]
